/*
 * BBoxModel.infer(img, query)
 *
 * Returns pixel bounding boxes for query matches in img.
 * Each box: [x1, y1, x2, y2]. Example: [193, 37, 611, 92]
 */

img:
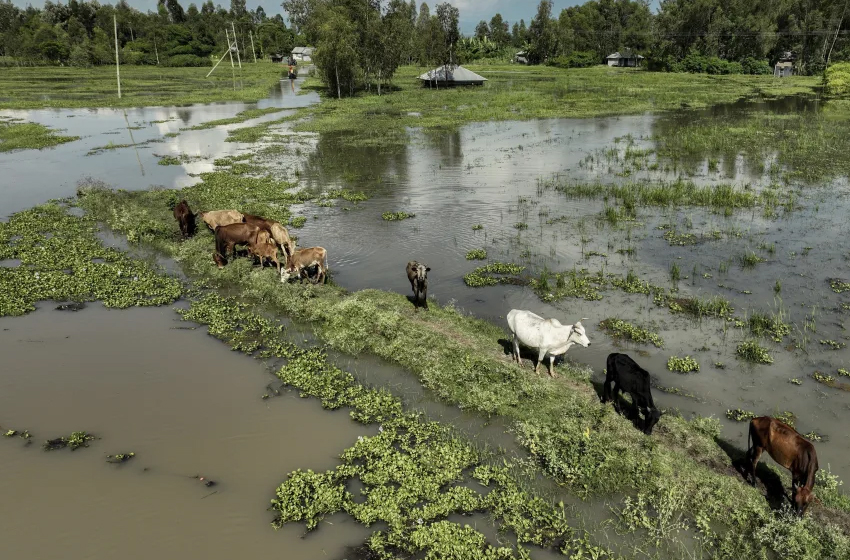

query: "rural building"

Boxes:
[515, 51, 529, 64]
[269, 53, 284, 63]
[774, 52, 796, 77]
[419, 65, 487, 87]
[605, 51, 644, 67]
[291, 47, 314, 62]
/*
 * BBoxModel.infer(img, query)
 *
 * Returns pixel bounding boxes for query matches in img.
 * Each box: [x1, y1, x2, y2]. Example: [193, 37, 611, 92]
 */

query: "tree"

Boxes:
[489, 13, 510, 46]
[527, 0, 555, 63]
[474, 20, 488, 40]
[280, 0, 312, 37]
[313, 5, 358, 98]
[435, 2, 459, 64]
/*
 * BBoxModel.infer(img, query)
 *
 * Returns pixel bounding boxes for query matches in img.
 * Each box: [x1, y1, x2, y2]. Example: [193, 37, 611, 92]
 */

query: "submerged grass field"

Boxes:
[0, 62, 287, 109]
[0, 119, 79, 151]
[65, 171, 850, 559]
[291, 65, 819, 143]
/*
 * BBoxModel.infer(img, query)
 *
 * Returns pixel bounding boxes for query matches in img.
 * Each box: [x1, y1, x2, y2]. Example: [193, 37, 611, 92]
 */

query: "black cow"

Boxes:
[173, 199, 196, 238]
[602, 353, 663, 435]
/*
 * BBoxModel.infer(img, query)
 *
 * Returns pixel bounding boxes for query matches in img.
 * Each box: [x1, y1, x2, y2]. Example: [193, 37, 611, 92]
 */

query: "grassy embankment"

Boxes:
[70, 164, 850, 558]
[0, 62, 287, 109]
[0, 118, 80, 152]
[289, 65, 819, 143]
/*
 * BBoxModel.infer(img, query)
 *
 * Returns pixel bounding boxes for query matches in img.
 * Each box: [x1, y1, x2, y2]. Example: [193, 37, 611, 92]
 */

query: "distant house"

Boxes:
[269, 53, 284, 63]
[774, 52, 796, 77]
[419, 65, 487, 87]
[291, 47, 314, 62]
[515, 51, 529, 65]
[606, 51, 644, 67]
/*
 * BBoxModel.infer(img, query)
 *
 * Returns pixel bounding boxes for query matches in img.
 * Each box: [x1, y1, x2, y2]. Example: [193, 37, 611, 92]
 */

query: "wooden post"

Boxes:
[206, 44, 234, 78]
[231, 22, 242, 69]
[225, 28, 235, 68]
[249, 30, 257, 63]
[113, 14, 121, 99]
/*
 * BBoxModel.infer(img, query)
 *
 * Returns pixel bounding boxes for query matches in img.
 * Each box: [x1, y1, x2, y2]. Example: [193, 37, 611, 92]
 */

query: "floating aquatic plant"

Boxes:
[667, 356, 700, 373]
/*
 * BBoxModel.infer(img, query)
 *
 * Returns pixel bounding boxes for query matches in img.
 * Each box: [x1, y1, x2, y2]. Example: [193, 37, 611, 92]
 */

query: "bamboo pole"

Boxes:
[231, 22, 242, 69]
[206, 44, 233, 78]
[113, 14, 121, 99]
[225, 28, 235, 68]
[249, 30, 257, 63]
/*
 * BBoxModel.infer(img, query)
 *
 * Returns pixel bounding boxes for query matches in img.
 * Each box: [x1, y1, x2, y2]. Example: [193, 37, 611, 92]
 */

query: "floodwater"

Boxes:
[0, 303, 371, 559]
[2, 70, 849, 547]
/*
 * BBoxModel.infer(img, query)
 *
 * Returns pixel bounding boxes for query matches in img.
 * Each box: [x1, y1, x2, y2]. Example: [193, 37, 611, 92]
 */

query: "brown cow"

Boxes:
[248, 230, 281, 272]
[746, 416, 819, 516]
[214, 223, 264, 266]
[199, 209, 244, 232]
[242, 214, 295, 258]
[280, 247, 327, 284]
[406, 261, 430, 309]
[173, 199, 196, 238]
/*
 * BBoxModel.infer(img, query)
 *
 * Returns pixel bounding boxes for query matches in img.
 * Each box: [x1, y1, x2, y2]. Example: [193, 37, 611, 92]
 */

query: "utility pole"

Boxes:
[113, 14, 121, 99]
[249, 30, 257, 63]
[231, 22, 242, 69]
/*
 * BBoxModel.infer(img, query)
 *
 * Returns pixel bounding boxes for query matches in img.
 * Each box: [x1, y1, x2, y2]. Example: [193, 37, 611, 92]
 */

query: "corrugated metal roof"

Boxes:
[418, 65, 487, 84]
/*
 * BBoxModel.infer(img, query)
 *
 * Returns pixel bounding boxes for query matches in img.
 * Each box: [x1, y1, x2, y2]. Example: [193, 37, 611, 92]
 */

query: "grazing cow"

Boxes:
[173, 199, 196, 238]
[242, 214, 295, 258]
[280, 247, 328, 284]
[248, 231, 282, 272]
[602, 353, 663, 435]
[199, 209, 244, 232]
[214, 223, 264, 265]
[405, 261, 430, 309]
[746, 416, 819, 516]
[506, 309, 591, 378]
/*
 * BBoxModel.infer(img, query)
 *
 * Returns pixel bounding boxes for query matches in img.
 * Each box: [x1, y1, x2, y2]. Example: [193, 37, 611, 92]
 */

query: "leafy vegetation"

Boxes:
[599, 318, 664, 347]
[465, 249, 487, 260]
[667, 355, 700, 373]
[464, 262, 525, 287]
[0, 119, 79, 152]
[43, 431, 94, 450]
[382, 211, 415, 221]
[736, 340, 774, 364]
[748, 312, 790, 342]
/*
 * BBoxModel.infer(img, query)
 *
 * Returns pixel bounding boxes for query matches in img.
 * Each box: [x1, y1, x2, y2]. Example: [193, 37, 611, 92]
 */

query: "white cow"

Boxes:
[507, 309, 591, 378]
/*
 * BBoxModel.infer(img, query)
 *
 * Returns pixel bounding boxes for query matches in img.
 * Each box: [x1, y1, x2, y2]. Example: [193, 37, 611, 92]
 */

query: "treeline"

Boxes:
[0, 0, 299, 66]
[480, 0, 850, 76]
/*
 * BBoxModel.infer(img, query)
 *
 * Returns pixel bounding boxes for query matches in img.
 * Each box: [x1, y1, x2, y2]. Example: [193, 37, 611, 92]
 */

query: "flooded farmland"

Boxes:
[2, 70, 850, 558]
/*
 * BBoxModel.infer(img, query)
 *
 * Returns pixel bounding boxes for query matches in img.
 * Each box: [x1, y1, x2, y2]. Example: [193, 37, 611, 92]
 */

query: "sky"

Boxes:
[10, 0, 661, 34]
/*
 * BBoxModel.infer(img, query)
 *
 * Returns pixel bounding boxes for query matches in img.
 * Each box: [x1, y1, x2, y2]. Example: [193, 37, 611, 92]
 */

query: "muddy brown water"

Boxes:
[0, 303, 373, 558]
[2, 73, 849, 550]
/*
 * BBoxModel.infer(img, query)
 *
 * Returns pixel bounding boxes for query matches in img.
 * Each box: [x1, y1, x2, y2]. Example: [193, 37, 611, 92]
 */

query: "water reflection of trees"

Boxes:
[422, 128, 463, 167]
[300, 132, 409, 197]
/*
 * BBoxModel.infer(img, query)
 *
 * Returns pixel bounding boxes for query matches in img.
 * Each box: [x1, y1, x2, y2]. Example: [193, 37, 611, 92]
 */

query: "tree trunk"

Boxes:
[335, 62, 341, 99]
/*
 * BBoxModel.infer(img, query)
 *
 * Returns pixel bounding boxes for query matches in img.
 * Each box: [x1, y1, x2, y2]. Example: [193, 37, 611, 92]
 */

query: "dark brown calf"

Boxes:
[406, 261, 430, 309]
[173, 199, 196, 238]
[214, 223, 264, 266]
[746, 416, 819, 516]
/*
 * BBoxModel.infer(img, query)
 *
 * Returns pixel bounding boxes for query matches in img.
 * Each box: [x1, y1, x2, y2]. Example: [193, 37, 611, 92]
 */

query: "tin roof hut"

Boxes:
[419, 65, 487, 87]
[774, 51, 796, 77]
[605, 50, 644, 67]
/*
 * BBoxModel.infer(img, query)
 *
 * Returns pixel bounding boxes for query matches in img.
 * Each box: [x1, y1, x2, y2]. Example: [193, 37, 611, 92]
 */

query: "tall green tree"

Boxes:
[527, 0, 555, 63]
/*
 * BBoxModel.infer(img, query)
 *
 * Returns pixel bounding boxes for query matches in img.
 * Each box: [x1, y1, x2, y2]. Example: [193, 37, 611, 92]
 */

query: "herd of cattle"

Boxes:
[506, 309, 819, 516]
[173, 199, 327, 283]
[173, 200, 820, 516]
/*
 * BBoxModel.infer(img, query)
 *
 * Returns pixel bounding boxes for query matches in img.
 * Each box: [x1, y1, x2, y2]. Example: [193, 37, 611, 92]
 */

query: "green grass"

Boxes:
[654, 102, 850, 182]
[0, 63, 287, 109]
[182, 107, 288, 131]
[287, 66, 818, 145]
[748, 312, 790, 342]
[0, 120, 79, 152]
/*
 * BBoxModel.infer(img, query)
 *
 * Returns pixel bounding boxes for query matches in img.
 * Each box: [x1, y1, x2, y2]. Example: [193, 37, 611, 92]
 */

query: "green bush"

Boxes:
[825, 62, 850, 97]
[547, 51, 600, 69]
[164, 54, 209, 67]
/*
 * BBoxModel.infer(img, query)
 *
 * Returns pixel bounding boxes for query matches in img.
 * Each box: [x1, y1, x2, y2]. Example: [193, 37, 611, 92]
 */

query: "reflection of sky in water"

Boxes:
[0, 76, 318, 217]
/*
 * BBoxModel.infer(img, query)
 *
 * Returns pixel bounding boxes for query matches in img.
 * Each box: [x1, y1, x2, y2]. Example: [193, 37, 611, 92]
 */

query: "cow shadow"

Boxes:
[716, 437, 790, 510]
[496, 338, 568, 369]
[406, 295, 428, 311]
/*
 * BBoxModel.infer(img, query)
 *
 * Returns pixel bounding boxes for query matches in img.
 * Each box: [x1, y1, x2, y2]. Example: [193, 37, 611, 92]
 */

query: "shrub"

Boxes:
[826, 62, 850, 97]
[164, 54, 210, 67]
[736, 340, 773, 364]
[547, 51, 600, 69]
